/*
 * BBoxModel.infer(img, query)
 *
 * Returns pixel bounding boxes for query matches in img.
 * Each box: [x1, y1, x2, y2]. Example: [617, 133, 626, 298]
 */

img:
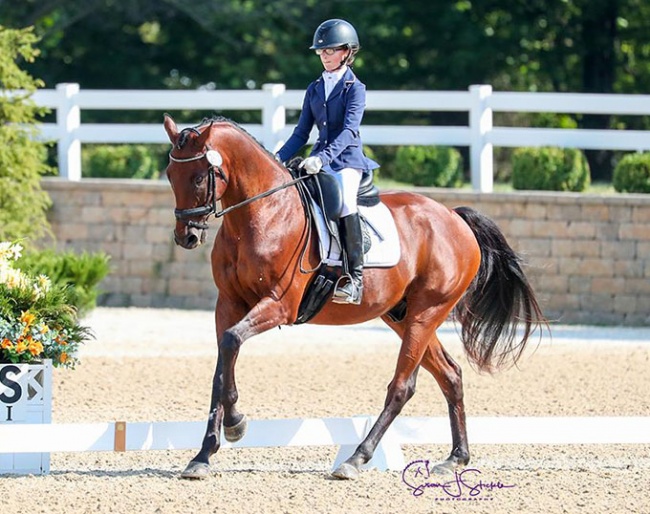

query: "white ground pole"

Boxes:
[1, 416, 649, 472]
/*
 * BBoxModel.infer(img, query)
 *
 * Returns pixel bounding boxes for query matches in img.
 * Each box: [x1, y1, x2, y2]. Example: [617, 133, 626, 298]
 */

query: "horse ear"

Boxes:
[196, 121, 214, 149]
[163, 113, 179, 145]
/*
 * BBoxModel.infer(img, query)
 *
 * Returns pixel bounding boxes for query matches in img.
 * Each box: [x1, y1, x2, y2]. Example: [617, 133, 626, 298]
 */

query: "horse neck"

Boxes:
[217, 126, 300, 225]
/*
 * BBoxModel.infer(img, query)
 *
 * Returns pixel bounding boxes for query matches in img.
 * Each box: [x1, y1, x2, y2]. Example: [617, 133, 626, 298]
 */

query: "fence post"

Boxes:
[469, 85, 493, 192]
[262, 83, 286, 154]
[56, 83, 81, 181]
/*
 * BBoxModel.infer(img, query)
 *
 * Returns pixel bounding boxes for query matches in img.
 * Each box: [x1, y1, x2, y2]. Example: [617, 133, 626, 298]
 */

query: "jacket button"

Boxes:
[323, 121, 327, 125]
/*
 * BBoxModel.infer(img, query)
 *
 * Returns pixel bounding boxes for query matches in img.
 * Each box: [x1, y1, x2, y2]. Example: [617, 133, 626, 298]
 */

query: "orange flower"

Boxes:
[28, 340, 44, 356]
[15, 340, 28, 354]
[1, 339, 13, 350]
[59, 352, 68, 364]
[20, 311, 36, 326]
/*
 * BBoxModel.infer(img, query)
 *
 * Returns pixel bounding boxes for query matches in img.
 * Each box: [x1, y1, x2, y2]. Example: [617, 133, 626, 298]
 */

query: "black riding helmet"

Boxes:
[310, 19, 360, 66]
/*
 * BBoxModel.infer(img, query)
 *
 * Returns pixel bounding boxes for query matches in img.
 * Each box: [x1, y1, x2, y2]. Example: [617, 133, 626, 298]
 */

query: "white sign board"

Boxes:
[0, 361, 52, 474]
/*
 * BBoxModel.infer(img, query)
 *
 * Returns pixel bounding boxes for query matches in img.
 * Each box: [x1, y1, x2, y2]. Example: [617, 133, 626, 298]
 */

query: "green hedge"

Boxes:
[393, 145, 463, 187]
[613, 152, 650, 193]
[82, 145, 165, 179]
[17, 249, 111, 316]
[512, 147, 590, 192]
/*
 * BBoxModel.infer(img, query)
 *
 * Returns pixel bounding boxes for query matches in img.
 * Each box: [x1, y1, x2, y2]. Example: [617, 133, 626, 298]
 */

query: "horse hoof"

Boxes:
[331, 462, 359, 480]
[431, 460, 460, 476]
[181, 460, 211, 479]
[224, 415, 248, 443]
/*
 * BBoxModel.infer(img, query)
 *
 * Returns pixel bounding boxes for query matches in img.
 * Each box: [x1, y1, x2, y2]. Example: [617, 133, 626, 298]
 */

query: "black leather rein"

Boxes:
[168, 149, 309, 227]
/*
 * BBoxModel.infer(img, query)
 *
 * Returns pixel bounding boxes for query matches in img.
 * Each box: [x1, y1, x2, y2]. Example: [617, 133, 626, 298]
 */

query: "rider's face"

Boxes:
[317, 47, 349, 72]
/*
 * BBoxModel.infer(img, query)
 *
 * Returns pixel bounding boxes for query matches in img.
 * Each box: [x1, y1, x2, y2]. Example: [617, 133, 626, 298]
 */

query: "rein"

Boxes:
[169, 148, 310, 226]
[214, 175, 310, 218]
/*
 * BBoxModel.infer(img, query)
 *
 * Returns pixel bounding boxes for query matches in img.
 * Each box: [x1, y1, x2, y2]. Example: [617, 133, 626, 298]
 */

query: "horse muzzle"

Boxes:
[174, 224, 206, 249]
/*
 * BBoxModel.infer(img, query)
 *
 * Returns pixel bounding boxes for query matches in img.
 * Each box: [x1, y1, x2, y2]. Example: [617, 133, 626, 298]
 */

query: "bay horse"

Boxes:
[163, 114, 545, 480]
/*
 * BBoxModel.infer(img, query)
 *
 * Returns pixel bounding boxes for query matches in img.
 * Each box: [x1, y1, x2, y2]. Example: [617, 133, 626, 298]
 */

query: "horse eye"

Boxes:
[194, 174, 205, 186]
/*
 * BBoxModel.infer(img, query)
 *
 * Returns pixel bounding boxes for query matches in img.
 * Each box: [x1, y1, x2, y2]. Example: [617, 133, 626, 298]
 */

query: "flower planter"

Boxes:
[0, 360, 52, 475]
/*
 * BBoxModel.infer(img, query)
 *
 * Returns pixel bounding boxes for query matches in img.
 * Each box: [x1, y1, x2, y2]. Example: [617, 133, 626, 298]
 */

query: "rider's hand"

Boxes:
[300, 156, 323, 174]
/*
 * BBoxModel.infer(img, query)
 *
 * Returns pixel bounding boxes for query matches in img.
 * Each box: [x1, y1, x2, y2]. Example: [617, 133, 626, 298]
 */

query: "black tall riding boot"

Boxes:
[333, 213, 364, 305]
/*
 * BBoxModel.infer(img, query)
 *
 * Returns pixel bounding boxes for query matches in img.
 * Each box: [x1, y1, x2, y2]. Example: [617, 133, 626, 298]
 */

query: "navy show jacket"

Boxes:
[277, 67, 379, 172]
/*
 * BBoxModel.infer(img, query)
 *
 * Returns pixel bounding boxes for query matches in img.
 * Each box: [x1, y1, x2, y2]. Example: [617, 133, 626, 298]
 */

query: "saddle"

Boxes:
[298, 165, 380, 221]
[287, 160, 383, 324]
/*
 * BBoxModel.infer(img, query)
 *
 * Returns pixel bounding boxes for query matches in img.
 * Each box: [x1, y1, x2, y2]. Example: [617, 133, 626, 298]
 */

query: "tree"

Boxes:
[0, 25, 52, 246]
[1, 1, 649, 180]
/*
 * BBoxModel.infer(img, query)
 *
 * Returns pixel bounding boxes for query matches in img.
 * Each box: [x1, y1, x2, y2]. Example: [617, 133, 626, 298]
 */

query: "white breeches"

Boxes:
[326, 167, 362, 217]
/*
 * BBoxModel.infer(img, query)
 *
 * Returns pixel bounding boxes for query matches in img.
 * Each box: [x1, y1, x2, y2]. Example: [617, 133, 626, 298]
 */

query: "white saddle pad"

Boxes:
[312, 200, 401, 268]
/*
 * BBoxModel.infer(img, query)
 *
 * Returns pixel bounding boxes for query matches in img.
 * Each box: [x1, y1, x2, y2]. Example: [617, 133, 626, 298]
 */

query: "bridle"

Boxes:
[168, 145, 309, 229]
[168, 147, 226, 230]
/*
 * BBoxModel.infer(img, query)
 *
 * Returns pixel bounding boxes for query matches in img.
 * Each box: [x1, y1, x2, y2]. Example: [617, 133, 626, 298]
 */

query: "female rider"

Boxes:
[276, 19, 379, 305]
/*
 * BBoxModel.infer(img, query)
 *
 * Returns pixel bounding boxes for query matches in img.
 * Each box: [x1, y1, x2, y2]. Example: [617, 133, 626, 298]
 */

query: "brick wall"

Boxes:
[42, 178, 650, 325]
[43, 178, 219, 310]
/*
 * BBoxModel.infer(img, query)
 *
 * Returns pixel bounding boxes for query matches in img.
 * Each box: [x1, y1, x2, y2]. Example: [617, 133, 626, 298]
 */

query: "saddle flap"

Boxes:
[306, 172, 343, 221]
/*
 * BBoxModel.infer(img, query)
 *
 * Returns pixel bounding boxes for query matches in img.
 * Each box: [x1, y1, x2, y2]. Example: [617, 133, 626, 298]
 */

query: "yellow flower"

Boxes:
[20, 311, 36, 326]
[1, 339, 13, 350]
[28, 340, 44, 357]
[15, 340, 28, 354]
[40, 325, 50, 335]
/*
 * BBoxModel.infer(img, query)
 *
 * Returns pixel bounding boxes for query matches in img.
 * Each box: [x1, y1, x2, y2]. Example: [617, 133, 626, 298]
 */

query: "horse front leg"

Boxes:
[219, 326, 248, 442]
[181, 355, 227, 478]
[181, 296, 288, 479]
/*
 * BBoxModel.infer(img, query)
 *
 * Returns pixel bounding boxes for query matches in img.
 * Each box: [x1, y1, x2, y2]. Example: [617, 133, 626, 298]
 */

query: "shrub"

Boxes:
[613, 153, 650, 193]
[17, 248, 111, 316]
[370, 146, 399, 179]
[512, 147, 590, 192]
[0, 26, 53, 247]
[393, 145, 463, 187]
[82, 144, 162, 179]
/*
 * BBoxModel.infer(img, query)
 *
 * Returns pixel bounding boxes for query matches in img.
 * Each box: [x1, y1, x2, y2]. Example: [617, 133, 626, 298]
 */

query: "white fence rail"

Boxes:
[31, 83, 650, 192]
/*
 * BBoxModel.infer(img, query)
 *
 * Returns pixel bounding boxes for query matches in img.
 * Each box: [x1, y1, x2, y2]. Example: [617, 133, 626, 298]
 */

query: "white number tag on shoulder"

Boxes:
[206, 150, 223, 166]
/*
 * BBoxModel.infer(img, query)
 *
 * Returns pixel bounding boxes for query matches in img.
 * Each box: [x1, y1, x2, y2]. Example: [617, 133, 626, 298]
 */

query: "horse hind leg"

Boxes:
[332, 369, 420, 480]
[420, 335, 470, 473]
[331, 322, 429, 480]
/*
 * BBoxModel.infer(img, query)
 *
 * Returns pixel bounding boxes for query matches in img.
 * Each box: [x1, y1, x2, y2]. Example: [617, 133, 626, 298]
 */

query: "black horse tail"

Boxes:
[453, 206, 547, 373]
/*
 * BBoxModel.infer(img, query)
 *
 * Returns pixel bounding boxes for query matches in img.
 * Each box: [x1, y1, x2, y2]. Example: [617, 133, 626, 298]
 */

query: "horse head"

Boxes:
[163, 114, 228, 249]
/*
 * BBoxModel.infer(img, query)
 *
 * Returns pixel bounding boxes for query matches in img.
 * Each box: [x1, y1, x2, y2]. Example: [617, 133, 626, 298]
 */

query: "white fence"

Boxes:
[32, 83, 650, 192]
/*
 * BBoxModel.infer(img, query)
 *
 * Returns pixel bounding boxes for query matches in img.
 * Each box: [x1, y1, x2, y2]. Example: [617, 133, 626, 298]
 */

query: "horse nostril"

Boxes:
[186, 233, 199, 247]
